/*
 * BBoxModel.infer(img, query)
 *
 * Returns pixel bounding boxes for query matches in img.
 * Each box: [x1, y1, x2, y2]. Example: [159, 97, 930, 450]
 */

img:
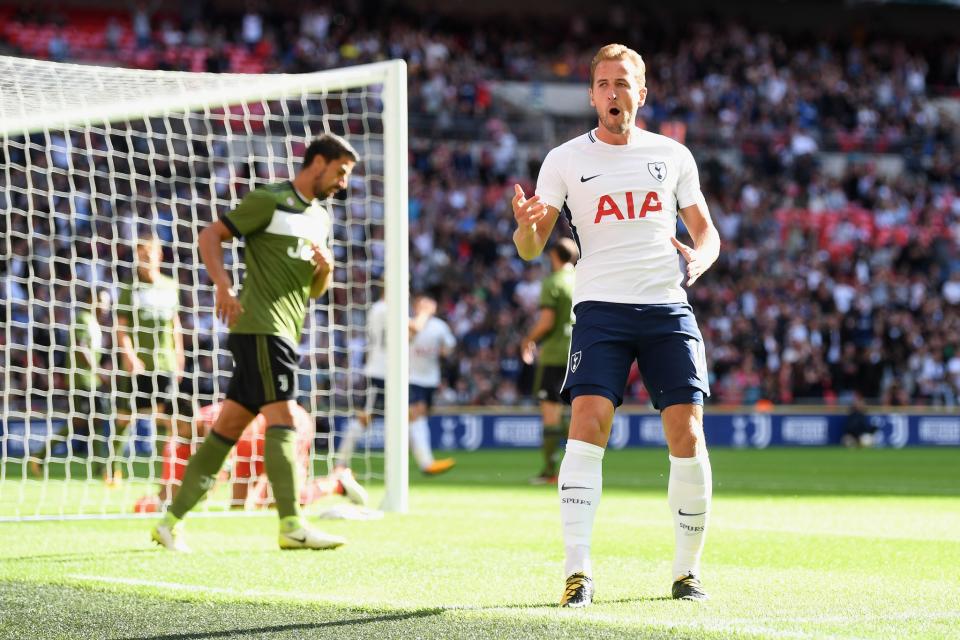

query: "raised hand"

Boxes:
[512, 184, 548, 229]
[671, 236, 708, 286]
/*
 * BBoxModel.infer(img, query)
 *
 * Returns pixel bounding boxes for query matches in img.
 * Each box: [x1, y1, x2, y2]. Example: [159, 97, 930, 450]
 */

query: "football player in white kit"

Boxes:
[336, 291, 456, 476]
[408, 293, 457, 475]
[512, 44, 721, 607]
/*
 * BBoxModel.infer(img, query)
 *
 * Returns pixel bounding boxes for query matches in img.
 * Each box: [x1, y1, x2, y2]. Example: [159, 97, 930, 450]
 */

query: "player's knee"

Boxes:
[259, 399, 299, 427]
[662, 404, 706, 457]
[569, 396, 615, 444]
[664, 428, 702, 457]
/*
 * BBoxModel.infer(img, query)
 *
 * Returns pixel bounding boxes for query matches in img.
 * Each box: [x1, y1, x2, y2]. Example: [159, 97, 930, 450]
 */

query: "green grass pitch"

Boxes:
[1, 448, 958, 639]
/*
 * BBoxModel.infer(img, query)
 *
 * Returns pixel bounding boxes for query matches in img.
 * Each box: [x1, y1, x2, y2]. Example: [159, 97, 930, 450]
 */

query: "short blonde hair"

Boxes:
[590, 43, 646, 88]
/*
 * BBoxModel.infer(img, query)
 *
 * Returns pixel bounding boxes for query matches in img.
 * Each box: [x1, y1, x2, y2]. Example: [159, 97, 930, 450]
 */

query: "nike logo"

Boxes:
[580, 174, 601, 182]
[678, 510, 706, 517]
[287, 534, 307, 543]
[561, 484, 593, 491]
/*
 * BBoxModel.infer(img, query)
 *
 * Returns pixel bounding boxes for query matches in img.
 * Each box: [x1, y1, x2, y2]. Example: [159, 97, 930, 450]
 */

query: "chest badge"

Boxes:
[648, 162, 667, 183]
[287, 197, 295, 206]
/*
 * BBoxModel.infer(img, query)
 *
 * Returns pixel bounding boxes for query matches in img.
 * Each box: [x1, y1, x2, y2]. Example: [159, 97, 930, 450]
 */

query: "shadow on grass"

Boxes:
[113, 609, 447, 640]
[113, 597, 678, 639]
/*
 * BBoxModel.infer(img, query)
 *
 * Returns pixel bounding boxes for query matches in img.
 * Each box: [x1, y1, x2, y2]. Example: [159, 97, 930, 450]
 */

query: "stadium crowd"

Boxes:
[1, 3, 959, 411]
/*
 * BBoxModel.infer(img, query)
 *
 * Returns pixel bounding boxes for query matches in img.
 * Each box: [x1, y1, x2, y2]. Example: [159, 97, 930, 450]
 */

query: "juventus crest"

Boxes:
[648, 161, 667, 182]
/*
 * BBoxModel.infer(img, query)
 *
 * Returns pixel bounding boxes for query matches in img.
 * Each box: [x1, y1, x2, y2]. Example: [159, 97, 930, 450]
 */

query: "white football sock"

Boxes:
[668, 453, 712, 580]
[559, 439, 604, 578]
[335, 418, 363, 469]
[409, 416, 434, 470]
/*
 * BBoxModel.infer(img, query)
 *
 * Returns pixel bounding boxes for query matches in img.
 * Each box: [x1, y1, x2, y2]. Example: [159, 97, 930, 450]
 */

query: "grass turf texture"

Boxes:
[1, 448, 958, 640]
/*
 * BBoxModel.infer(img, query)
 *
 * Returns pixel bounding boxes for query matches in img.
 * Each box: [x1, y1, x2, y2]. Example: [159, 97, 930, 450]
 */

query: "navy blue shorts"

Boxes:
[409, 384, 436, 409]
[561, 301, 710, 410]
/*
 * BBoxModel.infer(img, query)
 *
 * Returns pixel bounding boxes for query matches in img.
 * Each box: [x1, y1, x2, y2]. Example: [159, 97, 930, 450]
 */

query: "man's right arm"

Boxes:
[513, 148, 565, 260]
[512, 182, 560, 260]
[521, 307, 557, 365]
[198, 220, 243, 327]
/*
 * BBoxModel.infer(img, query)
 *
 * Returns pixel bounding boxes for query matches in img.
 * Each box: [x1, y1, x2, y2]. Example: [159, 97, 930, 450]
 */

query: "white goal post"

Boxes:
[0, 56, 409, 519]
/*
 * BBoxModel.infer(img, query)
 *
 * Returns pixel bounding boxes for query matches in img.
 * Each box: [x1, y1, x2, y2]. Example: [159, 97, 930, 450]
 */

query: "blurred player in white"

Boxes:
[337, 291, 456, 476]
[408, 293, 456, 475]
[512, 44, 721, 606]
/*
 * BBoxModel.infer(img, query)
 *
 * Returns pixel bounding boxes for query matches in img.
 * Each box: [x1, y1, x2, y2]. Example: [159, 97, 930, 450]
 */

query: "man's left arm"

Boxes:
[674, 199, 721, 286]
[310, 244, 333, 299]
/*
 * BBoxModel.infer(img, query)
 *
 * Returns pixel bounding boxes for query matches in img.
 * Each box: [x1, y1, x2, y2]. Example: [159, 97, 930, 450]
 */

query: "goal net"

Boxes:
[0, 56, 409, 520]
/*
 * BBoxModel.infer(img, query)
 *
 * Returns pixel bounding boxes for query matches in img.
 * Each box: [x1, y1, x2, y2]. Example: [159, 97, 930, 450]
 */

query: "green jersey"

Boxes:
[116, 274, 179, 373]
[70, 310, 102, 391]
[538, 264, 575, 366]
[221, 182, 332, 345]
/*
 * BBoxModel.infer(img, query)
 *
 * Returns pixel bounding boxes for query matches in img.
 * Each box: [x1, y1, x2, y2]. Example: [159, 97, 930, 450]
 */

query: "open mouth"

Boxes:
[609, 107, 621, 116]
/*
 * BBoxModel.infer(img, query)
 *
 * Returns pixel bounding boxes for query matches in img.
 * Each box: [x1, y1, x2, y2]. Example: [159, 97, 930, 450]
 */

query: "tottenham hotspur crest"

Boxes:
[571, 351, 582, 373]
[648, 161, 667, 183]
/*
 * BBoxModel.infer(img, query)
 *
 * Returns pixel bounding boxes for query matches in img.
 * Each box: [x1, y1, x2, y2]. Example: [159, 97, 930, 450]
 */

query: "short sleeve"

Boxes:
[675, 145, 704, 210]
[535, 147, 568, 211]
[222, 189, 276, 238]
[539, 280, 558, 310]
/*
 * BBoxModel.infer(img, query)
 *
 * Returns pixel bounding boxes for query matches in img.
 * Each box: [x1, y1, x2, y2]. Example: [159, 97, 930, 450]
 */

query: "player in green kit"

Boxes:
[151, 133, 359, 552]
[113, 234, 190, 482]
[522, 239, 577, 484]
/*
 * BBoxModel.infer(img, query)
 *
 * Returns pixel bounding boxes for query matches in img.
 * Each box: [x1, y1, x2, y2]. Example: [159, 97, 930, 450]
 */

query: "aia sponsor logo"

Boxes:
[594, 191, 662, 223]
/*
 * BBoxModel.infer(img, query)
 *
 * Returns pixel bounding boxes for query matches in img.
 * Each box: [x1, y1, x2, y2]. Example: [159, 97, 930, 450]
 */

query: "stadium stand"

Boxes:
[1, 1, 958, 409]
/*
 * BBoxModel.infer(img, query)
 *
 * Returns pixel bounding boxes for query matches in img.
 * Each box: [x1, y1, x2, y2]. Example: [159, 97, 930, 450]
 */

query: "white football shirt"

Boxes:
[364, 299, 387, 379]
[409, 316, 456, 388]
[536, 128, 704, 306]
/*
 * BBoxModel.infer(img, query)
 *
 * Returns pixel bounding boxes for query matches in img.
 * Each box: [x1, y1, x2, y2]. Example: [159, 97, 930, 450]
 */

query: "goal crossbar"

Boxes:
[0, 57, 403, 135]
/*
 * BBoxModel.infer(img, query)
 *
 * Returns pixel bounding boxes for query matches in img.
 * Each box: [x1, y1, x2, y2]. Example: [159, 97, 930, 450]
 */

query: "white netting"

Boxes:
[0, 56, 407, 519]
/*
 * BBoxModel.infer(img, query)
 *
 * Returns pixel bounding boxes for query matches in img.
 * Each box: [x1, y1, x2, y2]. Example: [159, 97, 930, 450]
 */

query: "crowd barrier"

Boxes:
[3, 409, 959, 459]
